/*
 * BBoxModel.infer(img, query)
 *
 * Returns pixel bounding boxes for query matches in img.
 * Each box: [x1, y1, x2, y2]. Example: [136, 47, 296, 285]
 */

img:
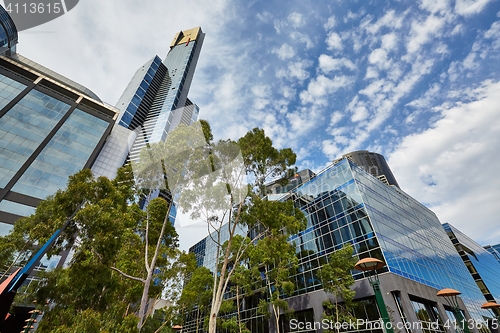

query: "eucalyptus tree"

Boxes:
[140, 122, 304, 333]
[317, 244, 357, 332]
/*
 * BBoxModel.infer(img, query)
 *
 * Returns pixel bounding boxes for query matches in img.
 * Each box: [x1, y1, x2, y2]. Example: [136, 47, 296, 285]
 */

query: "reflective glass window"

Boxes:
[0, 199, 35, 217]
[0, 90, 70, 187]
[0, 73, 26, 109]
[0, 25, 7, 48]
[0, 221, 13, 236]
[11, 109, 108, 199]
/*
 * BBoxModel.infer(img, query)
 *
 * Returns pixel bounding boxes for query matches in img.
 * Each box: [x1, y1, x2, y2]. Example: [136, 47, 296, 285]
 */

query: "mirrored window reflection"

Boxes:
[11, 109, 108, 199]
[0, 25, 7, 48]
[0, 73, 26, 109]
[0, 199, 35, 217]
[409, 297, 446, 333]
[0, 89, 70, 187]
[0, 221, 13, 236]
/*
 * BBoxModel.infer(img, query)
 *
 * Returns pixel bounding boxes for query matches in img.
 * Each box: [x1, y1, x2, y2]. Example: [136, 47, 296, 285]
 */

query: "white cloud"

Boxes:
[388, 80, 500, 244]
[256, 10, 273, 23]
[272, 43, 296, 60]
[420, 0, 451, 14]
[368, 48, 390, 70]
[274, 19, 286, 34]
[318, 54, 356, 73]
[290, 31, 314, 49]
[300, 75, 353, 105]
[407, 15, 446, 54]
[326, 31, 343, 51]
[455, 0, 493, 16]
[322, 139, 341, 159]
[330, 111, 344, 125]
[286, 106, 323, 135]
[351, 106, 369, 122]
[365, 10, 403, 34]
[281, 86, 295, 99]
[381, 33, 398, 51]
[288, 60, 312, 82]
[365, 66, 379, 79]
[289, 12, 305, 28]
[324, 16, 337, 30]
[451, 24, 465, 35]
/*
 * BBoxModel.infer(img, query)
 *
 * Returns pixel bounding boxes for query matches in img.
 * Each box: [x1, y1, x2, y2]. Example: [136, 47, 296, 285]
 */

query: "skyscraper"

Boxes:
[91, 27, 204, 179]
[0, 5, 119, 238]
[186, 157, 498, 333]
[334, 150, 400, 188]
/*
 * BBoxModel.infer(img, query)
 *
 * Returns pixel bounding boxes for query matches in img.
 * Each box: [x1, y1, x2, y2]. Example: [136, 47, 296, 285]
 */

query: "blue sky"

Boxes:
[16, 0, 500, 248]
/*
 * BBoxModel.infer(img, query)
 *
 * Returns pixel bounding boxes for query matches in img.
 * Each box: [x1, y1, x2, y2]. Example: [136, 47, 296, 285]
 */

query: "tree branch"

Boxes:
[110, 266, 145, 283]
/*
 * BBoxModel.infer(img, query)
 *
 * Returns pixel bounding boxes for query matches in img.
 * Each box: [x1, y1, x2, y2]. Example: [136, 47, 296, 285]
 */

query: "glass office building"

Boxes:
[484, 244, 500, 264]
[0, 5, 17, 56]
[0, 42, 118, 238]
[186, 158, 498, 333]
[444, 223, 500, 315]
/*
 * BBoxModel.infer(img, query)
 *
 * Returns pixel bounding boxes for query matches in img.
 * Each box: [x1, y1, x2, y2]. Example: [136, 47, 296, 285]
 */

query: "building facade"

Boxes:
[186, 158, 499, 333]
[91, 27, 204, 179]
[444, 223, 500, 316]
[0, 8, 119, 239]
[484, 244, 500, 264]
[334, 150, 401, 189]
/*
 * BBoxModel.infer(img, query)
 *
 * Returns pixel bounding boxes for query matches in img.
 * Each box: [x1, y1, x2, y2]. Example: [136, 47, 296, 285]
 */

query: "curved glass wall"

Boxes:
[0, 5, 18, 50]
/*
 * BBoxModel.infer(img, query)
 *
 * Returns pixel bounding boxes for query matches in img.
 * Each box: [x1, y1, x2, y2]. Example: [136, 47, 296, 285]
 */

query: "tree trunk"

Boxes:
[137, 269, 153, 330]
[237, 285, 242, 333]
[273, 304, 280, 333]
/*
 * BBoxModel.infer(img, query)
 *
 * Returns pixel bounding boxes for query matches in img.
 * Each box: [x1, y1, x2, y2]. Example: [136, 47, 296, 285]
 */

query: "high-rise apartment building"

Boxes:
[91, 27, 204, 179]
[334, 150, 400, 188]
[0, 6, 119, 238]
[186, 157, 499, 333]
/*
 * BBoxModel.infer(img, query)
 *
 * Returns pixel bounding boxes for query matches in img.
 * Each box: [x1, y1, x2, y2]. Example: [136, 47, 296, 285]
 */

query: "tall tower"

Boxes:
[334, 150, 400, 189]
[91, 27, 204, 178]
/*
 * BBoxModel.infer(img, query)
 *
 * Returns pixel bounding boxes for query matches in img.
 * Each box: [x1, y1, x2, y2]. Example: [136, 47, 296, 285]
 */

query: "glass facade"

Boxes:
[0, 89, 71, 188]
[187, 159, 497, 332]
[126, 37, 202, 162]
[484, 244, 500, 264]
[444, 224, 500, 315]
[0, 4, 18, 52]
[118, 56, 163, 129]
[0, 55, 116, 231]
[11, 109, 108, 199]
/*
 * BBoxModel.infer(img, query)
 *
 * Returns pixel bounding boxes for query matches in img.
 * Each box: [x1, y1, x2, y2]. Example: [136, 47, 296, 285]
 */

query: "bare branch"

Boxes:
[110, 266, 145, 283]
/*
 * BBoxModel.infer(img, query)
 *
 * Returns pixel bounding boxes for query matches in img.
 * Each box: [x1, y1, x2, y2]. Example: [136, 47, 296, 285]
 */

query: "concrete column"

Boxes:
[398, 291, 424, 333]
[435, 302, 454, 333]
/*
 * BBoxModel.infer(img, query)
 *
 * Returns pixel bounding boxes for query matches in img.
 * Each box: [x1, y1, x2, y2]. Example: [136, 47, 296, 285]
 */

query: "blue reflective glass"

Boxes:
[0, 89, 70, 187]
[0, 221, 13, 236]
[0, 199, 35, 216]
[11, 109, 108, 199]
[0, 73, 26, 109]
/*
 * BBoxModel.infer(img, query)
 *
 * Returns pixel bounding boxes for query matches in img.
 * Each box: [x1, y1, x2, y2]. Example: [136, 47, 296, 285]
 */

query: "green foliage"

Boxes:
[178, 266, 213, 324]
[238, 128, 297, 194]
[0, 163, 189, 333]
[317, 244, 357, 332]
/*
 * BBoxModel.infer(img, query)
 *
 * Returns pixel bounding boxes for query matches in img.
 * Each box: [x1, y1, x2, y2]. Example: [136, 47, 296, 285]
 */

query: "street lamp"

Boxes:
[172, 324, 183, 332]
[437, 288, 470, 333]
[481, 302, 500, 329]
[354, 257, 394, 333]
